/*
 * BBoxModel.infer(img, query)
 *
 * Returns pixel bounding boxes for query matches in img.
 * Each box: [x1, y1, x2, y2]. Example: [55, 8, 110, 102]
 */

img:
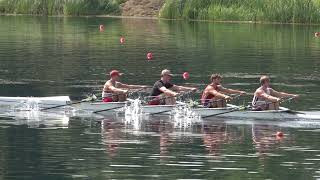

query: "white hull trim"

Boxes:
[194, 106, 320, 120]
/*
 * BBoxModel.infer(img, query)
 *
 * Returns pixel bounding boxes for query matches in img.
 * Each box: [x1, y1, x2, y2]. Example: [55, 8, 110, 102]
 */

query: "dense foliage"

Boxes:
[159, 0, 320, 23]
[0, 0, 125, 15]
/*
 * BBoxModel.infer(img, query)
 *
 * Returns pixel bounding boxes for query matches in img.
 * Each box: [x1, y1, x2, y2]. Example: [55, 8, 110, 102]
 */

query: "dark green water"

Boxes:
[0, 16, 320, 179]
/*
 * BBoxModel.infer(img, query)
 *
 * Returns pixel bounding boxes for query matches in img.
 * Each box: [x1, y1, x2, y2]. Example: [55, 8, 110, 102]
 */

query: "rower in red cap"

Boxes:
[102, 70, 148, 102]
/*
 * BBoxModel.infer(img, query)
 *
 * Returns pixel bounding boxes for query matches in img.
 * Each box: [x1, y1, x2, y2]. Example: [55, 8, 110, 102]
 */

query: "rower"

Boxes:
[149, 69, 197, 105]
[252, 75, 299, 110]
[102, 70, 148, 102]
[201, 74, 246, 108]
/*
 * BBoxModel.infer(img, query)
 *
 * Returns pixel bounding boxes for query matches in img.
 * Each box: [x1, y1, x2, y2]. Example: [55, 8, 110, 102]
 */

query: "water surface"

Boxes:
[0, 16, 320, 179]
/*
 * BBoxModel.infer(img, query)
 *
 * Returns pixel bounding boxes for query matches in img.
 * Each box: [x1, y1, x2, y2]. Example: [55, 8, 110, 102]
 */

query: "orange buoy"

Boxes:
[315, 32, 320, 37]
[120, 37, 125, 44]
[99, 25, 104, 32]
[183, 72, 190, 80]
[147, 52, 153, 60]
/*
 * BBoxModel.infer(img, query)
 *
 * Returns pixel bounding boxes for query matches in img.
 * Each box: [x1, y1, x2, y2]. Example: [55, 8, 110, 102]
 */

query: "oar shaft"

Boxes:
[40, 100, 84, 111]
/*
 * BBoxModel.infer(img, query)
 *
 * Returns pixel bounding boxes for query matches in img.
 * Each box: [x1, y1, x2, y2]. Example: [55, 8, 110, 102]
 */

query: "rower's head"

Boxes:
[161, 69, 173, 82]
[260, 75, 270, 87]
[210, 74, 222, 84]
[109, 70, 122, 81]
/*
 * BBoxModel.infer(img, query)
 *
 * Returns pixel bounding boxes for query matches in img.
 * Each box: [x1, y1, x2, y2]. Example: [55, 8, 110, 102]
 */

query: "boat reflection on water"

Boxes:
[101, 119, 123, 159]
[251, 124, 293, 160]
[202, 123, 245, 157]
[158, 121, 174, 160]
[0, 110, 71, 128]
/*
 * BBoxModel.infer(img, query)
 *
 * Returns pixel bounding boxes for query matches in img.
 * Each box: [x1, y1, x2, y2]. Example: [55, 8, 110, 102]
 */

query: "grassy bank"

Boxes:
[0, 0, 126, 16]
[159, 0, 320, 24]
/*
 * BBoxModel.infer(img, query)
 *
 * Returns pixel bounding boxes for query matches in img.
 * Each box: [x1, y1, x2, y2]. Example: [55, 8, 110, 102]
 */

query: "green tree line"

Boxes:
[0, 0, 125, 15]
[159, 0, 320, 23]
[1, 0, 320, 23]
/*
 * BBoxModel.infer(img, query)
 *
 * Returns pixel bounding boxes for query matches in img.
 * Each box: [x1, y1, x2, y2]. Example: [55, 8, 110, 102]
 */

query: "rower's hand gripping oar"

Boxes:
[40, 94, 97, 111]
[148, 91, 193, 116]
[93, 87, 150, 101]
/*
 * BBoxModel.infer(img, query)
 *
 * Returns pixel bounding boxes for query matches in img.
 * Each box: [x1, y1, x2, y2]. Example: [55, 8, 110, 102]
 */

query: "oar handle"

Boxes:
[40, 100, 86, 111]
[249, 96, 296, 110]
[146, 90, 192, 104]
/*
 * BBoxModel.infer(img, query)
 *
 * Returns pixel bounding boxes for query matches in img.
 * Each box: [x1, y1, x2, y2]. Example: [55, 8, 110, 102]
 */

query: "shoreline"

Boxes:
[1, 13, 320, 26]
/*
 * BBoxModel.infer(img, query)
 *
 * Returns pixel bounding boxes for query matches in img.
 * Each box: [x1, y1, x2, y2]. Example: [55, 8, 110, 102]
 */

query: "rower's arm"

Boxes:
[159, 86, 178, 96]
[270, 89, 298, 98]
[221, 87, 245, 95]
[117, 83, 148, 89]
[209, 89, 230, 99]
[171, 85, 197, 92]
[107, 85, 127, 94]
[257, 91, 279, 102]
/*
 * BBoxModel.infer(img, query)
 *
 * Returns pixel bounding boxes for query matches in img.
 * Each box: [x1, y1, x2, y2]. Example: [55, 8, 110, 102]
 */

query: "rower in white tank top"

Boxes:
[252, 87, 271, 106]
[251, 76, 299, 110]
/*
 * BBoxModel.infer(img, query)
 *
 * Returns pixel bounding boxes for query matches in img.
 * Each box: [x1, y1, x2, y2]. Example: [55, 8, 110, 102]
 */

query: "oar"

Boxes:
[201, 106, 245, 118]
[94, 87, 150, 101]
[280, 107, 305, 115]
[40, 94, 97, 111]
[149, 109, 173, 116]
[198, 93, 245, 105]
[146, 91, 193, 115]
[126, 87, 151, 98]
[93, 106, 125, 114]
[90, 88, 149, 113]
[146, 90, 192, 105]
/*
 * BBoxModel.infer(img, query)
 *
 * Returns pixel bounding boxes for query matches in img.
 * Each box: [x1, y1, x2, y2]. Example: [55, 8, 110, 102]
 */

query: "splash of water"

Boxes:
[11, 98, 40, 111]
[172, 103, 200, 129]
[124, 99, 143, 130]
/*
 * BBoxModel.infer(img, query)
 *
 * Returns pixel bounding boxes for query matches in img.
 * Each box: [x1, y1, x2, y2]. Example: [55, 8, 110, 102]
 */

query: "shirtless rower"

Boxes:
[201, 74, 246, 108]
[252, 75, 299, 110]
[149, 69, 197, 105]
[102, 70, 148, 102]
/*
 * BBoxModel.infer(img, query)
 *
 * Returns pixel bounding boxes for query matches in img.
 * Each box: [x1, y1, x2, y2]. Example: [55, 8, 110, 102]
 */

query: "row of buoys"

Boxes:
[98, 24, 190, 80]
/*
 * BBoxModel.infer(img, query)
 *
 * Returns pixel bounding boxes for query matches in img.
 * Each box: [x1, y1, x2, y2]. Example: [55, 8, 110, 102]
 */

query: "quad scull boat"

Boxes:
[1, 96, 320, 120]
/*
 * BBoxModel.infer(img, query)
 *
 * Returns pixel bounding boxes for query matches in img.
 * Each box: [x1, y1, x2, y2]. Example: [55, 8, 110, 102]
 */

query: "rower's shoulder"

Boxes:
[153, 80, 161, 85]
[104, 80, 115, 86]
[204, 84, 217, 91]
[255, 87, 264, 93]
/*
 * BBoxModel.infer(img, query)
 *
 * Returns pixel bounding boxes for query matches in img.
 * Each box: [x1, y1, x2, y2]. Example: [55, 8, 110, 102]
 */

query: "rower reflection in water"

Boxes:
[252, 76, 299, 110]
[102, 70, 148, 102]
[251, 124, 292, 162]
[149, 69, 197, 105]
[202, 124, 244, 157]
[101, 119, 122, 159]
[201, 74, 246, 108]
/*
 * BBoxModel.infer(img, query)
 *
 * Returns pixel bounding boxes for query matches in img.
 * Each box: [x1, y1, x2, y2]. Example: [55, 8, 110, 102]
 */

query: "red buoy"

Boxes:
[315, 32, 320, 37]
[147, 52, 153, 60]
[276, 131, 284, 137]
[183, 72, 190, 80]
[99, 25, 104, 32]
[120, 37, 125, 44]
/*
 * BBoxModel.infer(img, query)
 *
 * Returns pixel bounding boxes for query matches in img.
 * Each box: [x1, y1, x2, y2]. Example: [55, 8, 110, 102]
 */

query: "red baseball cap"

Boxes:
[109, 70, 123, 77]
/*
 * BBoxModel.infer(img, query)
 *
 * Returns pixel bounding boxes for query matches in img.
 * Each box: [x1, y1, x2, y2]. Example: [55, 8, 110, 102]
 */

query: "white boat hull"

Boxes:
[141, 105, 175, 114]
[73, 102, 127, 113]
[0, 96, 71, 109]
[194, 107, 320, 120]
